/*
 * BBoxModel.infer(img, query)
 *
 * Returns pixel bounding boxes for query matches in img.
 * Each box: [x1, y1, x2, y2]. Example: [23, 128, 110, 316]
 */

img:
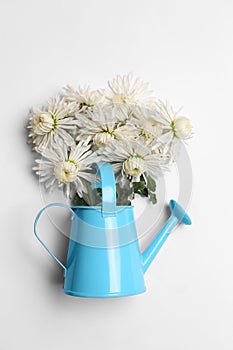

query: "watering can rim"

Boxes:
[71, 205, 135, 210]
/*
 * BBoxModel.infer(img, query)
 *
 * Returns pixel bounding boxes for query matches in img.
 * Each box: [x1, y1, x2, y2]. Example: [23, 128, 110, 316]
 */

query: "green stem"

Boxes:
[86, 182, 94, 206]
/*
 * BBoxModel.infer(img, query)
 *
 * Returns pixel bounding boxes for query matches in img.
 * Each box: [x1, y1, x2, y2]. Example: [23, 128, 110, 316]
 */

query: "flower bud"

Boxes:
[33, 112, 55, 134]
[174, 117, 192, 139]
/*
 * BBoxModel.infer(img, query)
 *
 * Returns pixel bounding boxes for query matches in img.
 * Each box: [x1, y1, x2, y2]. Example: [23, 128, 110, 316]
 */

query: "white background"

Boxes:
[1, 0, 233, 349]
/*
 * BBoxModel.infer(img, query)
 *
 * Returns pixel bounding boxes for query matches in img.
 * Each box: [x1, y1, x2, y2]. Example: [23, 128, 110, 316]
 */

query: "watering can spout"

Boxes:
[141, 200, 192, 273]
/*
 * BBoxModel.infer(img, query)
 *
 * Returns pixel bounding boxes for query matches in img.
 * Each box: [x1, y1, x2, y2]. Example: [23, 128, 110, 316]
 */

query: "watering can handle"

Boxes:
[92, 162, 116, 216]
[34, 203, 74, 272]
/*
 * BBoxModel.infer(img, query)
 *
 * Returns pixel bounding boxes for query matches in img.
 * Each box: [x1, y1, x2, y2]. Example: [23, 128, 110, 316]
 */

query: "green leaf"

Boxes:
[148, 191, 157, 204]
[146, 175, 156, 192]
[133, 176, 149, 198]
[97, 188, 102, 196]
[73, 194, 89, 206]
[140, 187, 148, 197]
[133, 180, 146, 193]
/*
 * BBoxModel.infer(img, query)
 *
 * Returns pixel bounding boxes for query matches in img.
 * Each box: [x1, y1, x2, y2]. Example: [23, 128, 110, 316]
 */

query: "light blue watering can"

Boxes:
[34, 162, 192, 298]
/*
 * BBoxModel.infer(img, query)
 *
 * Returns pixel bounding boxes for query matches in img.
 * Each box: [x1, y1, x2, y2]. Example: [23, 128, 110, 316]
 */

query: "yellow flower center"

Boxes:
[54, 160, 79, 183]
[123, 156, 146, 177]
[112, 94, 134, 104]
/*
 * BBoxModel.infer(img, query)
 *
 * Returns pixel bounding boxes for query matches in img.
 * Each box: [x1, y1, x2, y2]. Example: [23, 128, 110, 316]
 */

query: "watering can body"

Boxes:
[34, 162, 192, 298]
[64, 205, 146, 297]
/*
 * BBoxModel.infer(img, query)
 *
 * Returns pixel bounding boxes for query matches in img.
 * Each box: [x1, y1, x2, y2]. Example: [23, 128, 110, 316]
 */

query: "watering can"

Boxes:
[34, 162, 192, 298]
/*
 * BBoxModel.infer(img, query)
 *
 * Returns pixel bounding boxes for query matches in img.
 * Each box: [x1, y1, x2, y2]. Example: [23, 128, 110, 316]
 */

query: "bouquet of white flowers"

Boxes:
[28, 73, 192, 206]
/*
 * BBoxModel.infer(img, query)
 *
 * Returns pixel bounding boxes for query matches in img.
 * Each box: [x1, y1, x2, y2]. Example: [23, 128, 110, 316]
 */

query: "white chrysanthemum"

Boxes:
[75, 105, 138, 146]
[33, 143, 96, 198]
[110, 103, 135, 122]
[102, 73, 156, 109]
[113, 123, 139, 141]
[64, 85, 104, 110]
[153, 100, 192, 143]
[100, 140, 171, 182]
[28, 96, 77, 152]
[75, 106, 116, 146]
[133, 106, 163, 142]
